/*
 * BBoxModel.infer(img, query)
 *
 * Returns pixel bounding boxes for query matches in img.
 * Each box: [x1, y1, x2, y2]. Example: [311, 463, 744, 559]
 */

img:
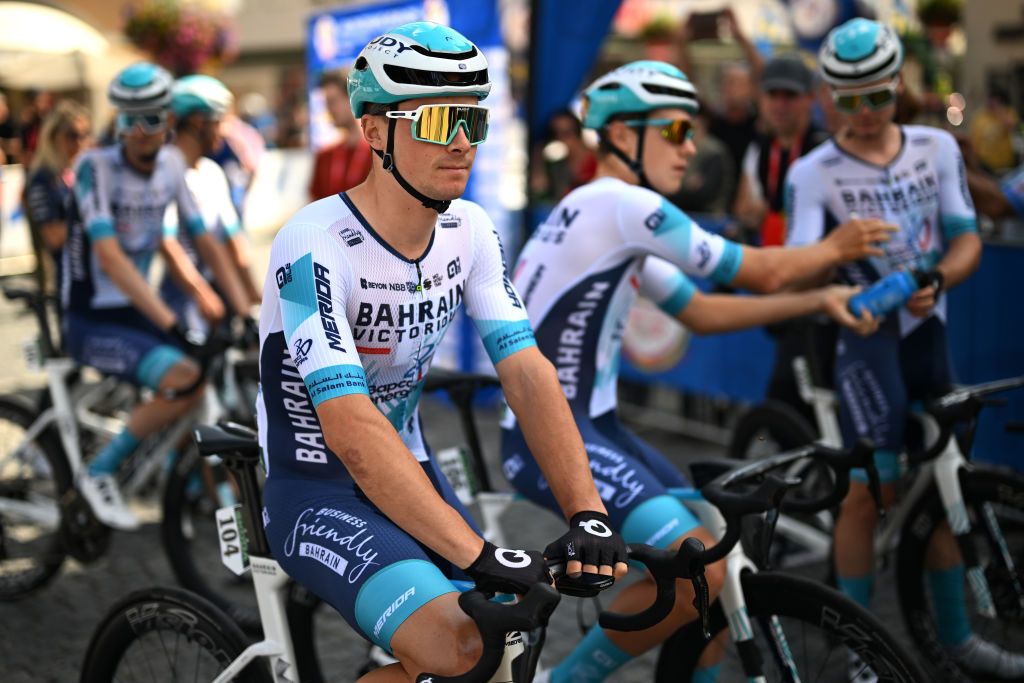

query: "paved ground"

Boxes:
[0, 233, 913, 681]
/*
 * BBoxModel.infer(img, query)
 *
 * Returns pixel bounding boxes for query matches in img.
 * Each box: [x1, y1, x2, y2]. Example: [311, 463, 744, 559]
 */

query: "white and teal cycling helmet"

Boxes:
[818, 18, 904, 87]
[108, 62, 174, 112]
[171, 74, 233, 119]
[346, 21, 491, 213]
[582, 60, 698, 130]
[347, 21, 490, 118]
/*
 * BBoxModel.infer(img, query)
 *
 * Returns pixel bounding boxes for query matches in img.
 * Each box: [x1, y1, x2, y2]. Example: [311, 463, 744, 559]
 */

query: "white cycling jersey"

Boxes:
[64, 144, 204, 314]
[257, 194, 534, 477]
[162, 157, 241, 274]
[503, 176, 743, 424]
[785, 125, 977, 335]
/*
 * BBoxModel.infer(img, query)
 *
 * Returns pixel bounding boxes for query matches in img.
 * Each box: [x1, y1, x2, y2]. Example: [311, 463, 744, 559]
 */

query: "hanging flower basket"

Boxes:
[123, 0, 238, 76]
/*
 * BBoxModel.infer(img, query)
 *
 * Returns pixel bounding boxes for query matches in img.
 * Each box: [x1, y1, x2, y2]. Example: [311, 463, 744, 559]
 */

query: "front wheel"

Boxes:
[897, 467, 1024, 682]
[80, 586, 274, 683]
[656, 570, 927, 682]
[0, 395, 71, 600]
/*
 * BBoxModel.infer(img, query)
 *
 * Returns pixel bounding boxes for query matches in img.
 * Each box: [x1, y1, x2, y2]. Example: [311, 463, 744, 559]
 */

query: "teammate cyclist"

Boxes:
[502, 60, 892, 683]
[786, 18, 1021, 680]
[162, 74, 261, 336]
[257, 23, 628, 681]
[67, 63, 226, 530]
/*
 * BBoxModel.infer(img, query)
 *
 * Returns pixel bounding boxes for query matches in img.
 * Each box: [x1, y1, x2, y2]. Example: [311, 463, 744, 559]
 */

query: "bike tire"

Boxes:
[896, 466, 1024, 682]
[80, 585, 273, 683]
[728, 400, 818, 460]
[0, 395, 71, 600]
[655, 570, 927, 682]
[161, 445, 263, 633]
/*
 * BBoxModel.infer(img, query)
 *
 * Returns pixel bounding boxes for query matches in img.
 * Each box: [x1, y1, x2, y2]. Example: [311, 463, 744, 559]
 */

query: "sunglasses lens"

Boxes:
[119, 111, 166, 133]
[414, 106, 489, 145]
[834, 94, 860, 112]
[866, 89, 895, 108]
[661, 120, 693, 144]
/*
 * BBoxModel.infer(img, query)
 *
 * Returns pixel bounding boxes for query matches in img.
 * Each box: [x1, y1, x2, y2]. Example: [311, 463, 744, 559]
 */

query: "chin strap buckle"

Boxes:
[381, 152, 394, 173]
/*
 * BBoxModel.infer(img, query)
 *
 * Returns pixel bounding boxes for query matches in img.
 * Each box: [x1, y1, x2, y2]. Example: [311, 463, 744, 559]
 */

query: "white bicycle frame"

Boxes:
[0, 353, 223, 530]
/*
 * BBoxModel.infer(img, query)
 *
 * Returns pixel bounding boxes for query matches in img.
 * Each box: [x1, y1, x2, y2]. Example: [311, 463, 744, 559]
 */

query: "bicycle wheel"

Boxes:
[80, 586, 273, 683]
[729, 400, 818, 460]
[0, 395, 71, 599]
[897, 466, 1024, 681]
[161, 445, 263, 633]
[656, 570, 927, 682]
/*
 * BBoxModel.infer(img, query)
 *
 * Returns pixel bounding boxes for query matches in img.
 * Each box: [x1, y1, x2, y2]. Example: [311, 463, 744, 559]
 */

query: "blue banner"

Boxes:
[528, 0, 621, 139]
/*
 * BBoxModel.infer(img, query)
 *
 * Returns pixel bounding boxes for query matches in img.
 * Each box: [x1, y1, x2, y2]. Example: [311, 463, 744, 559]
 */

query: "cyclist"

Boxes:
[502, 60, 891, 683]
[67, 63, 223, 530]
[786, 18, 1022, 680]
[257, 22, 628, 681]
[161, 74, 261, 336]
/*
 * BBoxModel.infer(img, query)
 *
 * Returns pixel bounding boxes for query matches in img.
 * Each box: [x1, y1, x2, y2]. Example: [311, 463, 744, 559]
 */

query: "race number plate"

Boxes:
[216, 504, 250, 576]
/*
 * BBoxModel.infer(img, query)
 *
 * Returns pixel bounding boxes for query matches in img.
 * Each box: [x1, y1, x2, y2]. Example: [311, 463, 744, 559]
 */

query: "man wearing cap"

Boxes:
[734, 53, 828, 247]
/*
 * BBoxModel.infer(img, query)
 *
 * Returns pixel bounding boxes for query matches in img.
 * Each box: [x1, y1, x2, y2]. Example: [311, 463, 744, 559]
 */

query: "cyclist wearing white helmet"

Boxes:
[502, 60, 891, 683]
[67, 63, 224, 529]
[257, 22, 628, 680]
[160, 74, 260, 336]
[786, 18, 1018, 681]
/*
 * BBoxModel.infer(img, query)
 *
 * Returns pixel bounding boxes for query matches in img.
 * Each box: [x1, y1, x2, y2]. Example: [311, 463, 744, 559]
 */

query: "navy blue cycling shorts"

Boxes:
[263, 453, 481, 653]
[64, 309, 186, 390]
[501, 411, 700, 550]
[835, 315, 954, 482]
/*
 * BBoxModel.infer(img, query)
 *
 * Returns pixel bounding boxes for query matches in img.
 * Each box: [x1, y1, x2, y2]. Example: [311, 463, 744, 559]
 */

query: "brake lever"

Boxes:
[692, 568, 711, 639]
[759, 507, 781, 570]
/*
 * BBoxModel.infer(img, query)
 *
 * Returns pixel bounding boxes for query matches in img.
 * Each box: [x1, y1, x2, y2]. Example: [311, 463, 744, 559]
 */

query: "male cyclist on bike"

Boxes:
[68, 63, 227, 530]
[161, 74, 261, 336]
[257, 23, 628, 681]
[786, 18, 1021, 680]
[502, 60, 891, 683]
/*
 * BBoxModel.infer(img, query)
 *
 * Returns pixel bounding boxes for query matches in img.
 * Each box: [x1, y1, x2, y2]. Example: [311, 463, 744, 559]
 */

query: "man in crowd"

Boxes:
[309, 69, 372, 200]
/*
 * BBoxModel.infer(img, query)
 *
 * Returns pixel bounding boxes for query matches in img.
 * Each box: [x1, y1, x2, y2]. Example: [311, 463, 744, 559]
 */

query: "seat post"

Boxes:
[226, 458, 271, 558]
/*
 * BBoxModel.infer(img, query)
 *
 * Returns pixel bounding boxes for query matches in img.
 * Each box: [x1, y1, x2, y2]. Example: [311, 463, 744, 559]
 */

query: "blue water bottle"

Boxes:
[847, 270, 924, 318]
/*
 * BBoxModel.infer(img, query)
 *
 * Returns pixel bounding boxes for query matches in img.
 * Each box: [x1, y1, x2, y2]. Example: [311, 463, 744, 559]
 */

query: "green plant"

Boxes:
[123, 0, 238, 76]
[640, 14, 677, 42]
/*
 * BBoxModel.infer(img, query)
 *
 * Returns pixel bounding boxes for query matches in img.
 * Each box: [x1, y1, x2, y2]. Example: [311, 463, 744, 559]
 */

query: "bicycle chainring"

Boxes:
[60, 488, 110, 563]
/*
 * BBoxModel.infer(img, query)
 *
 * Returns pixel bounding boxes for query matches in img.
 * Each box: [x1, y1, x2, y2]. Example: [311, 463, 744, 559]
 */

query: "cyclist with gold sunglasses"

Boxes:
[786, 18, 1020, 681]
[501, 60, 897, 683]
[257, 22, 630, 681]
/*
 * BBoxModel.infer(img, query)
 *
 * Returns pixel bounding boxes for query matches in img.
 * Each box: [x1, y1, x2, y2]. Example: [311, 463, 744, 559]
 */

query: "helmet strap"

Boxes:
[371, 109, 452, 214]
[600, 115, 653, 190]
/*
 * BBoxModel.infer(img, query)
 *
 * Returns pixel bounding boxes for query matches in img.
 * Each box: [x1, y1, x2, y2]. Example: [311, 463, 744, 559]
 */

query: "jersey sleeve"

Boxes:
[462, 203, 536, 365]
[783, 156, 826, 246]
[639, 256, 697, 316]
[212, 163, 242, 240]
[162, 202, 179, 238]
[615, 186, 743, 285]
[25, 171, 64, 225]
[934, 130, 978, 241]
[170, 153, 206, 238]
[270, 222, 368, 408]
[72, 152, 115, 241]
[999, 164, 1024, 217]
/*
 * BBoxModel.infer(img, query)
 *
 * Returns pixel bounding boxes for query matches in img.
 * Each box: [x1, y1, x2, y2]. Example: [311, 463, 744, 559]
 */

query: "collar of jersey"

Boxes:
[340, 192, 437, 264]
[830, 126, 907, 172]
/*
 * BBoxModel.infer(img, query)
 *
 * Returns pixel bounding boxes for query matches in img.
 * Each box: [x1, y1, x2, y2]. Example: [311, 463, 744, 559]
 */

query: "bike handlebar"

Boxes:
[415, 582, 560, 683]
[160, 332, 238, 401]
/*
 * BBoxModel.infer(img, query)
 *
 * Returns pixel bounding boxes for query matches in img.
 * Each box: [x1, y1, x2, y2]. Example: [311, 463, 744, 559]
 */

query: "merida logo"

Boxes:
[313, 262, 345, 352]
[374, 587, 415, 637]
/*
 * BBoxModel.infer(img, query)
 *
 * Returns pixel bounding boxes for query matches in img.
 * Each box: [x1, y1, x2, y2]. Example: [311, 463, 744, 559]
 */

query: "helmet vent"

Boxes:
[407, 45, 479, 61]
[597, 83, 622, 91]
[641, 84, 693, 98]
[383, 64, 489, 89]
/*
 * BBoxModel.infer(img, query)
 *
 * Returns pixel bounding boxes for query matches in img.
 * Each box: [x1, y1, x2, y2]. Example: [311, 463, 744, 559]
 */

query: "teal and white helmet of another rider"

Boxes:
[171, 74, 234, 119]
[108, 62, 174, 112]
[347, 21, 491, 117]
[582, 60, 699, 130]
[818, 18, 904, 87]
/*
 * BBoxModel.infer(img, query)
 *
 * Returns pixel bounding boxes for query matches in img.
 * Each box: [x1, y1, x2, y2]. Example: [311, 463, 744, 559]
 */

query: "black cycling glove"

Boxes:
[918, 269, 946, 296]
[544, 510, 628, 574]
[464, 541, 549, 595]
[168, 320, 206, 356]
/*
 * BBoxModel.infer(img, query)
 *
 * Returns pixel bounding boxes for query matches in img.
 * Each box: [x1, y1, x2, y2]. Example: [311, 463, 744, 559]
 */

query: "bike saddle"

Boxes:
[422, 367, 500, 394]
[193, 423, 260, 461]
